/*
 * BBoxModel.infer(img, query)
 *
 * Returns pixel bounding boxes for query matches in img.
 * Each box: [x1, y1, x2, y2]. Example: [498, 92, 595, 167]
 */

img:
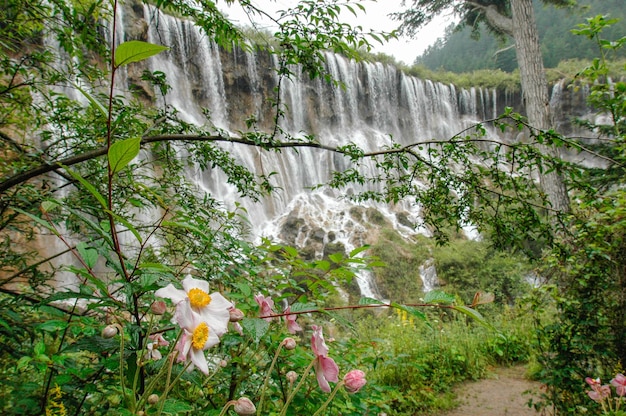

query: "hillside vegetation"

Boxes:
[415, 0, 625, 73]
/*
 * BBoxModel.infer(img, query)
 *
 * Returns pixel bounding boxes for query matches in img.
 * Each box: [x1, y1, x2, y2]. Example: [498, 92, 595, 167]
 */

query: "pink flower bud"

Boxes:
[282, 337, 297, 350]
[343, 369, 367, 393]
[151, 301, 167, 315]
[229, 308, 245, 322]
[286, 370, 298, 384]
[233, 397, 256, 415]
[147, 394, 159, 405]
[101, 325, 119, 339]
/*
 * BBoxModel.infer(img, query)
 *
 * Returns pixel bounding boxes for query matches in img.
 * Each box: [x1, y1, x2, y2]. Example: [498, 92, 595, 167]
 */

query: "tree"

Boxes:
[396, 0, 572, 215]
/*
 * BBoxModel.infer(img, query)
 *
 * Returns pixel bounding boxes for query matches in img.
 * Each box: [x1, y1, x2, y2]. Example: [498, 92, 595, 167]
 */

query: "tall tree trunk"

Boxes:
[510, 0, 570, 214]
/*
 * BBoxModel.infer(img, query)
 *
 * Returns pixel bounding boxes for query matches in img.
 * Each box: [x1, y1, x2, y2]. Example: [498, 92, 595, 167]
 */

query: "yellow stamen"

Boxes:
[188, 288, 212, 308]
[192, 322, 209, 350]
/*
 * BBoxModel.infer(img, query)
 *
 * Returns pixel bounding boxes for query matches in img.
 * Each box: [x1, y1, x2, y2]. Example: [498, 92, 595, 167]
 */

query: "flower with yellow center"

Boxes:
[174, 300, 219, 375]
[155, 275, 232, 337]
[188, 288, 212, 308]
[191, 322, 209, 349]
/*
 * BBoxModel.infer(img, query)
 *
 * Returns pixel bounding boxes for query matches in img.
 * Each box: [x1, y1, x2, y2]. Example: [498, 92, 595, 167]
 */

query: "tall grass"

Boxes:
[352, 305, 536, 414]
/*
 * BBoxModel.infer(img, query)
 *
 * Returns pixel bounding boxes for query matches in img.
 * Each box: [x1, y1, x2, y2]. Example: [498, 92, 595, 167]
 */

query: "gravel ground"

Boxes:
[441, 365, 543, 416]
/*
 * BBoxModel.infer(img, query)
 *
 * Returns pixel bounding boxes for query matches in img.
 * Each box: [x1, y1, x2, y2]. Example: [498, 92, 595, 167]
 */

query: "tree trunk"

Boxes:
[510, 0, 570, 214]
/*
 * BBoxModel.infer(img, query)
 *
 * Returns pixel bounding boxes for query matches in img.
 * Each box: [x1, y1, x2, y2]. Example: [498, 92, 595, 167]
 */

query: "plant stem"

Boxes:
[278, 358, 316, 416]
[256, 340, 285, 415]
[311, 381, 344, 416]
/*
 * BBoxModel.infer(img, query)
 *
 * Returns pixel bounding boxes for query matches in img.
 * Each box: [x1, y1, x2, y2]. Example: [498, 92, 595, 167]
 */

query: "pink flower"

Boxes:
[611, 373, 626, 396]
[343, 369, 367, 393]
[173, 300, 221, 375]
[144, 333, 170, 361]
[284, 306, 302, 334]
[155, 276, 232, 336]
[586, 377, 611, 403]
[311, 325, 339, 393]
[254, 294, 275, 321]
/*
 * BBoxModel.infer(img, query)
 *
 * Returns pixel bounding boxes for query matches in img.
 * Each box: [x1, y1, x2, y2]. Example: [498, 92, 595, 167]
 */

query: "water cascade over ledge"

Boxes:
[31, 3, 592, 297]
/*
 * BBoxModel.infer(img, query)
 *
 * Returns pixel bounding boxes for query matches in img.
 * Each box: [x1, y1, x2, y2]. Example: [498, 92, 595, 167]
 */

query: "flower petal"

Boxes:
[198, 292, 233, 336]
[315, 359, 332, 393]
[190, 348, 209, 375]
[155, 284, 187, 305]
[174, 300, 197, 330]
[182, 276, 210, 294]
[311, 325, 329, 357]
[319, 356, 339, 383]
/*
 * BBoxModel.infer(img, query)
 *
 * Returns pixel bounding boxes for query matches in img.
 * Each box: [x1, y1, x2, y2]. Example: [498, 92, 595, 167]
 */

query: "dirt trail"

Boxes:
[441, 365, 542, 416]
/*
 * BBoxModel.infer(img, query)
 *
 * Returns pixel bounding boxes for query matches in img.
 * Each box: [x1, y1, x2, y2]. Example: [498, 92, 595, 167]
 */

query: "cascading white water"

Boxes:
[418, 259, 439, 293]
[131, 6, 580, 298]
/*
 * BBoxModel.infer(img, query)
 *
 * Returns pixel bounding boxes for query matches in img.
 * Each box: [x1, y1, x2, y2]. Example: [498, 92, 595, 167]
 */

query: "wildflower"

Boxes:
[254, 294, 275, 321]
[286, 370, 298, 384]
[611, 373, 626, 396]
[586, 377, 611, 402]
[284, 306, 302, 334]
[150, 301, 167, 315]
[101, 325, 118, 339]
[343, 369, 367, 393]
[173, 300, 220, 375]
[145, 334, 169, 361]
[311, 325, 339, 393]
[229, 307, 245, 322]
[282, 337, 297, 350]
[155, 276, 232, 336]
[233, 397, 256, 415]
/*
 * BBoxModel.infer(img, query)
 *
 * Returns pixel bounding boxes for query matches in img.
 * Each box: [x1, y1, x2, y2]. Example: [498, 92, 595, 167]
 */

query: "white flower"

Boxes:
[155, 275, 232, 336]
[174, 300, 220, 375]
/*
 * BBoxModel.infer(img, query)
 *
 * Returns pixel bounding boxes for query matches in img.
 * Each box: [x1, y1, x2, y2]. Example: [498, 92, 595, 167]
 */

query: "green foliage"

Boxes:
[412, 0, 626, 73]
[529, 16, 626, 415]
[358, 307, 535, 414]
[433, 239, 534, 305]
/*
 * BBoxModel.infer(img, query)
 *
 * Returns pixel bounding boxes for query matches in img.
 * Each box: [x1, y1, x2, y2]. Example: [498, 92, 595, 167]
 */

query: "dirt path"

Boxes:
[441, 365, 542, 416]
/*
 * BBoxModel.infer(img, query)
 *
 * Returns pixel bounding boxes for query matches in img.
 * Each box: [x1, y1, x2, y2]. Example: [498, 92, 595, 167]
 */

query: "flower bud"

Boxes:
[220, 359, 228, 368]
[229, 308, 245, 322]
[282, 337, 297, 350]
[101, 325, 118, 339]
[147, 394, 159, 405]
[343, 369, 367, 393]
[233, 397, 256, 415]
[150, 301, 167, 315]
[286, 370, 298, 384]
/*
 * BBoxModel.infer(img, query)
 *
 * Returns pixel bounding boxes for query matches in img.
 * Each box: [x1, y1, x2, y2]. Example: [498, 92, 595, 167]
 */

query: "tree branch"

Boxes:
[466, 1, 513, 36]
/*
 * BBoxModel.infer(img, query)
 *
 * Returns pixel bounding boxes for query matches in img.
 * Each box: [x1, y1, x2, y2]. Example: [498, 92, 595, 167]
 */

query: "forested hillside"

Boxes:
[415, 0, 625, 72]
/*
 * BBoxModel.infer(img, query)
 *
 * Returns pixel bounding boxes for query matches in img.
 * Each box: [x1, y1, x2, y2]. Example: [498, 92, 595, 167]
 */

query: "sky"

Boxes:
[218, 0, 456, 66]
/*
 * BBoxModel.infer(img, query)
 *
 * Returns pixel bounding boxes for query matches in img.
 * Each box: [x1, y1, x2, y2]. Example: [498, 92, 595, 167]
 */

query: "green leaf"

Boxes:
[241, 318, 269, 344]
[349, 245, 370, 257]
[64, 168, 108, 209]
[36, 320, 68, 332]
[114, 40, 168, 67]
[11, 208, 57, 234]
[391, 302, 427, 322]
[72, 82, 107, 116]
[34, 341, 46, 355]
[76, 242, 98, 269]
[423, 290, 456, 305]
[358, 297, 385, 305]
[108, 137, 141, 173]
[161, 398, 193, 414]
[453, 305, 496, 331]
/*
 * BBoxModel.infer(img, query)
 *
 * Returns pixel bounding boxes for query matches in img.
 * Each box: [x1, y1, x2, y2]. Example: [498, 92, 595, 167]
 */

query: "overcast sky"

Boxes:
[218, 0, 456, 65]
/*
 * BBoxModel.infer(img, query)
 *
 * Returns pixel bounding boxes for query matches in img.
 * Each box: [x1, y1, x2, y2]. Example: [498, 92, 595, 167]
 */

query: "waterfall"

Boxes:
[24, 5, 590, 298]
[418, 259, 439, 293]
[134, 5, 517, 298]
